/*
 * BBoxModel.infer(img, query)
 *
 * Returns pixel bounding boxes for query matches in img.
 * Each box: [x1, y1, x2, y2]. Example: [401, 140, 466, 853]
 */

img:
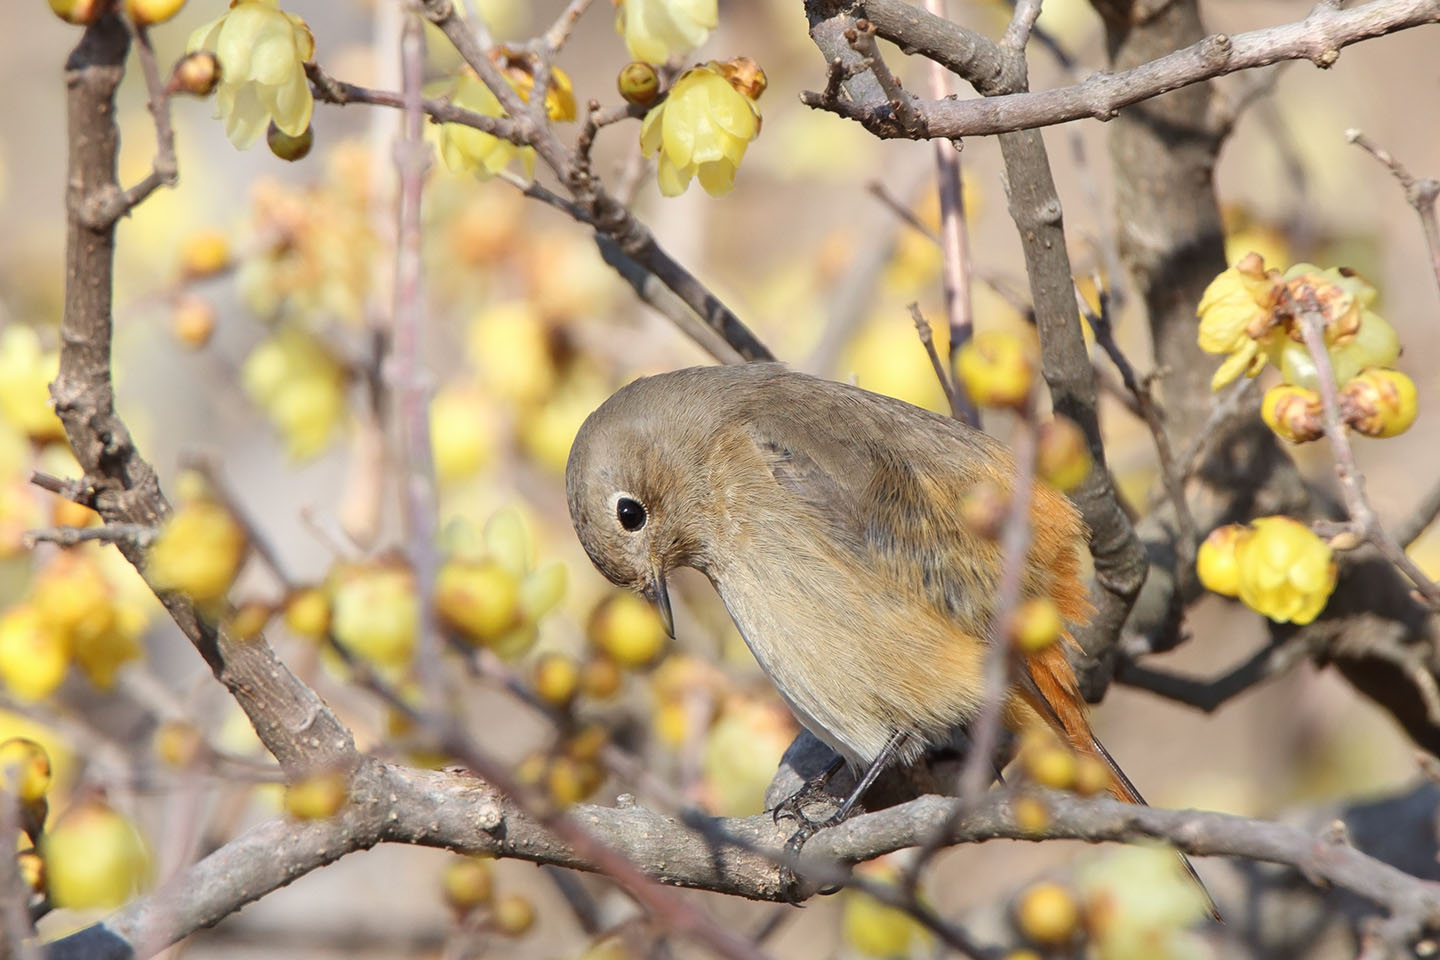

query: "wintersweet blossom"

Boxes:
[616, 0, 717, 63]
[1233, 516, 1336, 625]
[187, 0, 314, 149]
[639, 60, 765, 197]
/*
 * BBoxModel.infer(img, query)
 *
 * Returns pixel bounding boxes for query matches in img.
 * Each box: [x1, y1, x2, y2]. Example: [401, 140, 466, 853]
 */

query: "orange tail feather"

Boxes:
[1015, 641, 1223, 923]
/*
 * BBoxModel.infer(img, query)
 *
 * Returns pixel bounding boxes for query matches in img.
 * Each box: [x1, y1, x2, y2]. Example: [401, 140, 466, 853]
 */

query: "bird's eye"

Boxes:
[616, 497, 646, 532]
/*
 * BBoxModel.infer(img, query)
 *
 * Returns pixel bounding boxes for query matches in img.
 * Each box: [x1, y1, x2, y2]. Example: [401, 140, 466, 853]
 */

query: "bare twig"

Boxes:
[908, 303, 960, 419]
[1292, 292, 1440, 608]
[539, 0, 595, 53]
[844, 19, 926, 136]
[1346, 128, 1440, 300]
[25, 523, 154, 549]
[802, 0, 1440, 139]
[921, 0, 978, 426]
[390, 13, 446, 701]
[1118, 633, 1314, 711]
[1079, 280, 1198, 579]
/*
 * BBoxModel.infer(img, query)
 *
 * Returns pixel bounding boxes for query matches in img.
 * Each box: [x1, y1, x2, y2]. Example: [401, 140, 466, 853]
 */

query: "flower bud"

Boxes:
[1196, 524, 1248, 598]
[1036, 417, 1091, 492]
[284, 771, 348, 820]
[532, 652, 580, 707]
[617, 61, 660, 107]
[48, 0, 105, 25]
[442, 856, 493, 913]
[587, 593, 667, 668]
[492, 893, 536, 936]
[955, 330, 1035, 410]
[1014, 881, 1080, 947]
[1010, 597, 1063, 653]
[169, 52, 221, 97]
[1261, 383, 1323, 443]
[1342, 367, 1417, 438]
[171, 295, 217, 350]
[125, 0, 185, 25]
[267, 122, 314, 162]
[0, 738, 51, 803]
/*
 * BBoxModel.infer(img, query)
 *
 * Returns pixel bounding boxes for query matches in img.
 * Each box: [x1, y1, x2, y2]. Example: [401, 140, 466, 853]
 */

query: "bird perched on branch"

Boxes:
[566, 362, 1217, 917]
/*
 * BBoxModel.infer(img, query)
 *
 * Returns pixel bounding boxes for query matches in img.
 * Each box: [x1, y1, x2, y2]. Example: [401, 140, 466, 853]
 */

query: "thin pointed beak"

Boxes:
[643, 562, 675, 639]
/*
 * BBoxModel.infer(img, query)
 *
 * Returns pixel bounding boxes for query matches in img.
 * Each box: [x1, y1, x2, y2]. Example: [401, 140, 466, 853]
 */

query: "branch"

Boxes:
[47, 764, 1440, 959]
[80, 19, 177, 229]
[803, 0, 1440, 139]
[1292, 293, 1440, 608]
[54, 14, 355, 775]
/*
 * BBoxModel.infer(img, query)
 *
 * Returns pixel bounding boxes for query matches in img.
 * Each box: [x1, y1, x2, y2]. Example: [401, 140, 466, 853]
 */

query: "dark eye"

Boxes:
[616, 497, 646, 531]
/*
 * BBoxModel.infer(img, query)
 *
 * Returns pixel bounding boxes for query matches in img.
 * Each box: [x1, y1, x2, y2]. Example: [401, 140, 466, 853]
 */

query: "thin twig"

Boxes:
[1079, 279, 1198, 578]
[539, 0, 595, 53]
[390, 13, 446, 706]
[909, 303, 960, 419]
[921, 0, 978, 426]
[1346, 128, 1440, 301]
[845, 20, 926, 135]
[1291, 291, 1440, 608]
[25, 523, 155, 549]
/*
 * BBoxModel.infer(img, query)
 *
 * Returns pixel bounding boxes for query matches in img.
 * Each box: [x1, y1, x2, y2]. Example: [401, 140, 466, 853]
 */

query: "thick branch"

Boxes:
[53, 15, 355, 775]
[48, 764, 1440, 958]
[804, 0, 1440, 139]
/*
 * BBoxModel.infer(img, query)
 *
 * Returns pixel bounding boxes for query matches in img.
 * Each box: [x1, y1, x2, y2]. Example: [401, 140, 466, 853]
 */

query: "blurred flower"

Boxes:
[0, 326, 65, 442]
[147, 500, 248, 606]
[1196, 524, 1246, 598]
[616, 0, 716, 63]
[640, 60, 764, 197]
[700, 696, 796, 816]
[841, 864, 927, 958]
[1079, 846, 1211, 960]
[430, 382, 499, 485]
[239, 144, 380, 327]
[187, 0, 315, 149]
[1234, 516, 1336, 625]
[329, 562, 419, 669]
[241, 326, 348, 460]
[42, 800, 150, 909]
[467, 300, 555, 403]
[437, 58, 575, 179]
[956, 329, 1036, 410]
[0, 605, 69, 702]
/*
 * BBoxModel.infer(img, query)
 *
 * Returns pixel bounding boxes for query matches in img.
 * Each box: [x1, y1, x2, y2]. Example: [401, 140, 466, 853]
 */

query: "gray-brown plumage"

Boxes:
[566, 363, 1216, 915]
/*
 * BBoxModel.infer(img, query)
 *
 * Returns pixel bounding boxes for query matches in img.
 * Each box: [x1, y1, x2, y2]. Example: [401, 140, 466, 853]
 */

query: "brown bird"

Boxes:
[566, 362, 1216, 916]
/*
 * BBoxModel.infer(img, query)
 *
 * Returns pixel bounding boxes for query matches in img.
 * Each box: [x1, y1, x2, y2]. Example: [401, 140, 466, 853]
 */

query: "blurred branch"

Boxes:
[1117, 631, 1315, 711]
[24, 523, 154, 549]
[801, 0, 1440, 139]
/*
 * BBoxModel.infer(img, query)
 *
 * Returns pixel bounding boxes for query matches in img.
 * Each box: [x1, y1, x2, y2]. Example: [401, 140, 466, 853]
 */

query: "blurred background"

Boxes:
[2, 0, 1439, 956]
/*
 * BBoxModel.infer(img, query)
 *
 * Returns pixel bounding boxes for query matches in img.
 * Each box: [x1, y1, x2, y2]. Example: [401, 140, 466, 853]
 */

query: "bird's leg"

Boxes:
[782, 731, 909, 857]
[771, 754, 844, 827]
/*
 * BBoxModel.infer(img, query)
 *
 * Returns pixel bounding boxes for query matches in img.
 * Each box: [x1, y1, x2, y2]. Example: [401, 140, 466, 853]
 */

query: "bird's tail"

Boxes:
[1016, 641, 1223, 923]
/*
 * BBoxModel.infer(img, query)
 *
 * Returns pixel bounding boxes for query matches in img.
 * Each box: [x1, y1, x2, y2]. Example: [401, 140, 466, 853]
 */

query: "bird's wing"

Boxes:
[740, 381, 1090, 628]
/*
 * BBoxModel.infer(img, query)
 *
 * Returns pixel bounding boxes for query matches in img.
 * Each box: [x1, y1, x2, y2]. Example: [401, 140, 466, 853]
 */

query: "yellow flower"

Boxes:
[1234, 516, 1336, 625]
[1196, 252, 1281, 390]
[188, 0, 315, 150]
[240, 327, 347, 460]
[147, 501, 248, 605]
[616, 0, 717, 63]
[1342, 367, 1417, 439]
[0, 326, 65, 442]
[640, 60, 764, 197]
[1273, 265, 1399, 389]
[438, 70, 532, 179]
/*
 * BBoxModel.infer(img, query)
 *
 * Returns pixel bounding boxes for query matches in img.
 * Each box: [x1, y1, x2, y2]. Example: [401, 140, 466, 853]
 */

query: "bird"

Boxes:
[565, 361, 1217, 917]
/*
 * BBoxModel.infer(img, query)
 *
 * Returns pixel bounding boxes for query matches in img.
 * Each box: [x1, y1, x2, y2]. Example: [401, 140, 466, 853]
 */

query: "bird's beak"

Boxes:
[642, 561, 675, 639]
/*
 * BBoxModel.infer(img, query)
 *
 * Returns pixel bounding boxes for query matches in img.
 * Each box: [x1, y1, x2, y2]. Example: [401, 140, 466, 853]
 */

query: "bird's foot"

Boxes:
[770, 766, 842, 827]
